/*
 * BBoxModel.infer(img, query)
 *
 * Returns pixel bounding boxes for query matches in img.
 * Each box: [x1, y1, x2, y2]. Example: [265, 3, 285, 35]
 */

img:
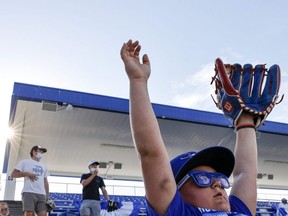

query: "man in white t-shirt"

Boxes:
[11, 145, 50, 216]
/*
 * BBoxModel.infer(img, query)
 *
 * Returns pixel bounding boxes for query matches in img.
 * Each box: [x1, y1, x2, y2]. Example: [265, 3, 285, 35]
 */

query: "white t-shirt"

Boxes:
[14, 159, 50, 195]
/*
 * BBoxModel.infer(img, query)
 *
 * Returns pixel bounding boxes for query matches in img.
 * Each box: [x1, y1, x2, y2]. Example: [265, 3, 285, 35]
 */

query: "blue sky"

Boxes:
[1, 1, 288, 169]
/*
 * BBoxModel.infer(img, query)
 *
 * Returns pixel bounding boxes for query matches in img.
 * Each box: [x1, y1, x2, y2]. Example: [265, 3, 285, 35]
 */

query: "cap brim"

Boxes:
[175, 146, 235, 183]
[40, 148, 47, 153]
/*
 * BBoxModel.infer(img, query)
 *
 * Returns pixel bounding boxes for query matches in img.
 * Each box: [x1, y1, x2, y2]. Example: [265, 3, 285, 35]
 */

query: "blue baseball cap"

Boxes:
[170, 146, 235, 184]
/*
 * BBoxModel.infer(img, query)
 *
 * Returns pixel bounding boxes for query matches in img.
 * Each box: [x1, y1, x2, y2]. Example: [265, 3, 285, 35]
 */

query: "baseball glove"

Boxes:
[211, 58, 282, 128]
[107, 200, 118, 212]
[46, 198, 55, 212]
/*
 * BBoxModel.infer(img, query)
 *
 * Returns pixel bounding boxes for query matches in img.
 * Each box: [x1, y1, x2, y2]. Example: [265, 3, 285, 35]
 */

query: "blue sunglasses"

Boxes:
[177, 170, 230, 189]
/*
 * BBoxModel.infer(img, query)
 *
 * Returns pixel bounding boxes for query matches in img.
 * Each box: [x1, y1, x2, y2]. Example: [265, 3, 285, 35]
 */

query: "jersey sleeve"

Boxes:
[229, 195, 252, 216]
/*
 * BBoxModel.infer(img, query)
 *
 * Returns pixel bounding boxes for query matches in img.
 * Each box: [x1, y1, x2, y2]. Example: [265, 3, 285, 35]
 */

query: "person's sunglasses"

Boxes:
[177, 170, 230, 189]
[1, 208, 8, 212]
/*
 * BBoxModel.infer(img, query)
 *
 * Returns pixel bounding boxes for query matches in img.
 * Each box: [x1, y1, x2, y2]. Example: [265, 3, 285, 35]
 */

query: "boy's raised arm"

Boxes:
[121, 40, 176, 215]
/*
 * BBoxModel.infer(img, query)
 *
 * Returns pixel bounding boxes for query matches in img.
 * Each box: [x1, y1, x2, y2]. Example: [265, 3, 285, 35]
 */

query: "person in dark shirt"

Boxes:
[80, 160, 110, 216]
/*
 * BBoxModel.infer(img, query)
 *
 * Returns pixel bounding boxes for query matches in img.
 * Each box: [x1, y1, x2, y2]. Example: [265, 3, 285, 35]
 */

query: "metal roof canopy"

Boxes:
[4, 82, 288, 189]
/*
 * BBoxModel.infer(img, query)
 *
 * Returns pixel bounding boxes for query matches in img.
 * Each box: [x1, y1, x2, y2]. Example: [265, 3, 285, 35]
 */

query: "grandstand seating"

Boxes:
[49, 193, 286, 216]
[255, 201, 281, 216]
[49, 193, 147, 216]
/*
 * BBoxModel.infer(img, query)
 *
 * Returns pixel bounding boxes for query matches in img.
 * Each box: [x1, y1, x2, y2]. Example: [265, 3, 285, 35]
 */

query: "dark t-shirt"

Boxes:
[80, 173, 106, 200]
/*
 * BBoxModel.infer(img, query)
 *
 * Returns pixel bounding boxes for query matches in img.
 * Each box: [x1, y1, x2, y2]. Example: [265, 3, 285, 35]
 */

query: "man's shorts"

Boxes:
[80, 199, 101, 216]
[22, 192, 47, 213]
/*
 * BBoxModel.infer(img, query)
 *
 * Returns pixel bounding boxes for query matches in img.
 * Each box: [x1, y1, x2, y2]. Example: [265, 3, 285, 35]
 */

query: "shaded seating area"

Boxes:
[256, 201, 282, 216]
[0, 196, 285, 216]
[49, 193, 147, 216]
[49, 200, 79, 216]
[49, 193, 288, 216]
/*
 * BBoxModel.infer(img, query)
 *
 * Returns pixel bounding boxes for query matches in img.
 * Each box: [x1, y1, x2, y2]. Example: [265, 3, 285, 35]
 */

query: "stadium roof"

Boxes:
[3, 82, 288, 189]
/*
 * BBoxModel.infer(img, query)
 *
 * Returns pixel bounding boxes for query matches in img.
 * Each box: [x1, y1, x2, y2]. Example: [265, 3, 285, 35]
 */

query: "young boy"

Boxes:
[120, 39, 259, 215]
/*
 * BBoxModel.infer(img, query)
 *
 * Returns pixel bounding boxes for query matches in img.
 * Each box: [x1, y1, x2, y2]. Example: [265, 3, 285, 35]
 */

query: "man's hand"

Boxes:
[26, 172, 38, 181]
[91, 169, 98, 176]
[120, 39, 151, 81]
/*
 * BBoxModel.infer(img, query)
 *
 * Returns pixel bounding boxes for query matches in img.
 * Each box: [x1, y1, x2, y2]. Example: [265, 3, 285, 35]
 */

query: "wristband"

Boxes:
[235, 123, 256, 132]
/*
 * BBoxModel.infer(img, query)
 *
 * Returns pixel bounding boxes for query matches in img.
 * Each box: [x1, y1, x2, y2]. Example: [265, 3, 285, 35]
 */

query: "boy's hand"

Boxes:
[120, 39, 151, 81]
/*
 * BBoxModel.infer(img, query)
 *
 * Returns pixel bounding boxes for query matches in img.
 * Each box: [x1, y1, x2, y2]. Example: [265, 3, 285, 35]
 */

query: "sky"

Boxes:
[1, 1, 288, 170]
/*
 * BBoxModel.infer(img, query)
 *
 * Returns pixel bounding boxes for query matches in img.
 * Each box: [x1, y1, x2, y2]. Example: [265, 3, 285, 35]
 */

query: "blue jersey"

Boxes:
[146, 191, 252, 216]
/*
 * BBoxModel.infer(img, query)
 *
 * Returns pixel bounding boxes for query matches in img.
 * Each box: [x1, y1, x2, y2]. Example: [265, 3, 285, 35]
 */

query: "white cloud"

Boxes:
[171, 62, 218, 111]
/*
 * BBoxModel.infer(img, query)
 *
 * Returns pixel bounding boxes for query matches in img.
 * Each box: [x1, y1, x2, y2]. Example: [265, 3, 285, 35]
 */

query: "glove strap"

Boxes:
[236, 123, 256, 132]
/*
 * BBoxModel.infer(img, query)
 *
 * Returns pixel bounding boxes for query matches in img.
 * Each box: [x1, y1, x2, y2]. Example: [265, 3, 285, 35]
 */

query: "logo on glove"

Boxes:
[223, 101, 233, 112]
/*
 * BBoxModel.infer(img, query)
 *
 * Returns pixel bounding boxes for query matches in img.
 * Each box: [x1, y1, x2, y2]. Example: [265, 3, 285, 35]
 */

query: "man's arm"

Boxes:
[44, 177, 50, 198]
[101, 187, 110, 201]
[230, 112, 257, 215]
[81, 171, 97, 187]
[11, 169, 38, 181]
[121, 40, 176, 215]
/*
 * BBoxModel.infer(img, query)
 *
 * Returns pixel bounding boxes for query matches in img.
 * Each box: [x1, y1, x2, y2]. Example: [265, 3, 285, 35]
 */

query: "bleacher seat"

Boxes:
[256, 201, 279, 216]
[49, 193, 147, 216]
